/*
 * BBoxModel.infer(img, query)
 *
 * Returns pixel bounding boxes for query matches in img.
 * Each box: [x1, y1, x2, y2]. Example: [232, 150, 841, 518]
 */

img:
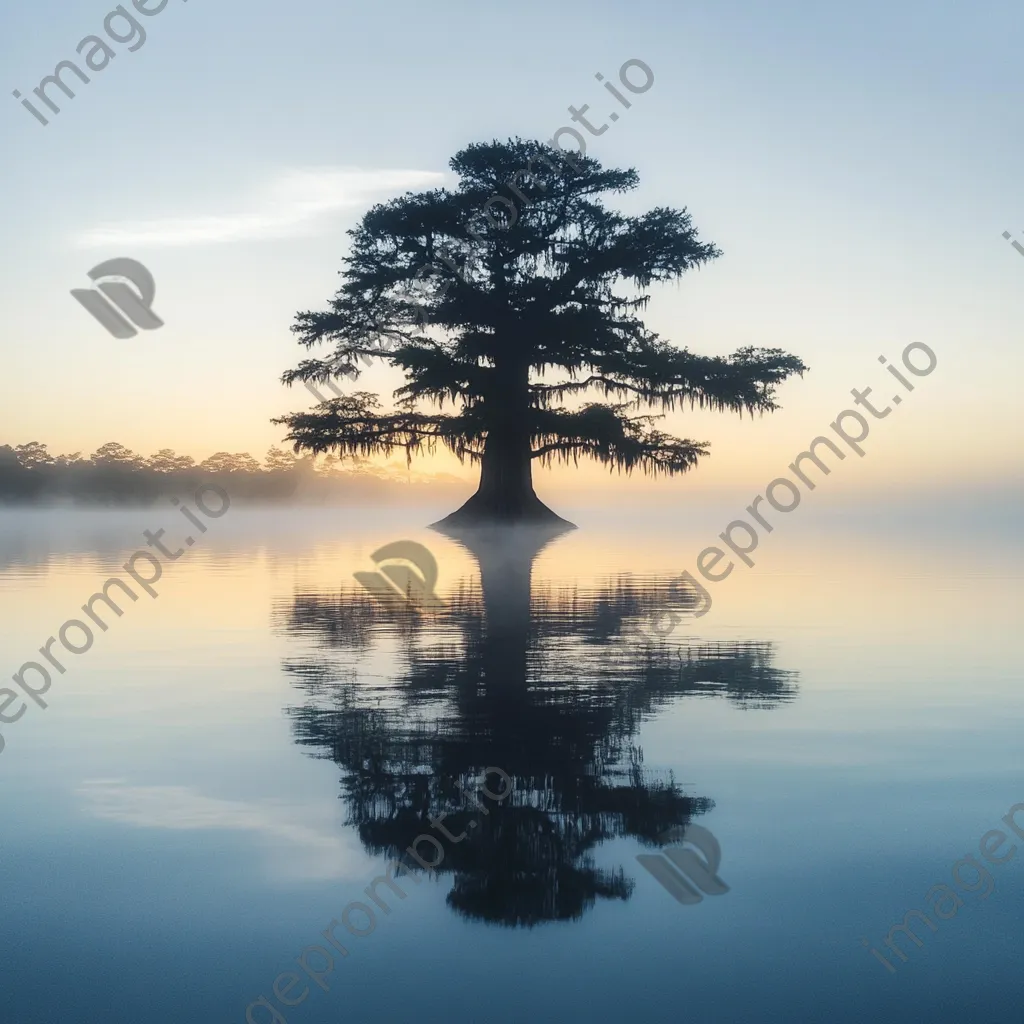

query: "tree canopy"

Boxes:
[274, 138, 807, 523]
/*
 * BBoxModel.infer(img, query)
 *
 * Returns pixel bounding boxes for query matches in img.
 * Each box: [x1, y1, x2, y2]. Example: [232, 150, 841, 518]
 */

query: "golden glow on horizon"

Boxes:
[5, 329, 1019, 496]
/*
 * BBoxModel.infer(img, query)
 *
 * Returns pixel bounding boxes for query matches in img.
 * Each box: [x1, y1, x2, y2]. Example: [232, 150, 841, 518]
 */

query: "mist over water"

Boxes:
[0, 501, 1020, 1023]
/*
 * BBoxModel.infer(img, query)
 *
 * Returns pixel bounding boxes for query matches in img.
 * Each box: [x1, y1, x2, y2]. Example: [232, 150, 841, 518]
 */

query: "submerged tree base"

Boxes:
[431, 489, 576, 530]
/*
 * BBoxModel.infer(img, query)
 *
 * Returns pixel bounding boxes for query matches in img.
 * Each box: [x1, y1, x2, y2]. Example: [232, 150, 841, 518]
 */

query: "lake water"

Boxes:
[0, 499, 1021, 1023]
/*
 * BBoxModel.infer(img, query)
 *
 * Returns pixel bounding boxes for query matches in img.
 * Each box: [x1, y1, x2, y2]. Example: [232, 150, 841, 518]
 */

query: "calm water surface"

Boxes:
[0, 501, 1021, 1023]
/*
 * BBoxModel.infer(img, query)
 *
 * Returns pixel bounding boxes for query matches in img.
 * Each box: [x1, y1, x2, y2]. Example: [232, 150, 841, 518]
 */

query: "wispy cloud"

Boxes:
[77, 779, 364, 880]
[73, 167, 446, 249]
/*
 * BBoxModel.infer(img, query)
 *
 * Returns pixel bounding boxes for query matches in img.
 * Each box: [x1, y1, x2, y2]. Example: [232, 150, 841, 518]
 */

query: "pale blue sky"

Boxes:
[1, 0, 1022, 493]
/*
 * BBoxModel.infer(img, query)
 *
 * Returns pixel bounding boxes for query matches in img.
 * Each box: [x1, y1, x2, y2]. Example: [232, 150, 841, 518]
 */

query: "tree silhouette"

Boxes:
[197, 451, 261, 474]
[275, 138, 808, 526]
[264, 446, 298, 472]
[90, 441, 146, 469]
[0, 437, 469, 505]
[14, 442, 54, 469]
[148, 449, 196, 473]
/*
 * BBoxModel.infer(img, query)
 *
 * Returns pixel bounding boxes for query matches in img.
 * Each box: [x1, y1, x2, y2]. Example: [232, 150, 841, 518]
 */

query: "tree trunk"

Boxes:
[434, 431, 571, 526]
[433, 360, 573, 528]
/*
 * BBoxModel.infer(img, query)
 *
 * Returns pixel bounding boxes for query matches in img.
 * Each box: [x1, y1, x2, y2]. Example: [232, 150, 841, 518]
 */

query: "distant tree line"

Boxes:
[0, 441, 434, 504]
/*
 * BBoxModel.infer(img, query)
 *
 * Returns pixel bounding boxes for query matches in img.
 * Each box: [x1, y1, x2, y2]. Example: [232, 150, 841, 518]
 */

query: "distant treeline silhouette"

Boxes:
[0, 441, 461, 505]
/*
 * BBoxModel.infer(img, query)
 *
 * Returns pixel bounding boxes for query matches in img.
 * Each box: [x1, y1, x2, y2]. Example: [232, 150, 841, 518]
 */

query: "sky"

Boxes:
[1, 0, 1022, 502]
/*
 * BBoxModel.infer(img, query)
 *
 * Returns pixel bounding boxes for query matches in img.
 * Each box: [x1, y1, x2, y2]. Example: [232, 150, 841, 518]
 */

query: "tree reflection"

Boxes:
[278, 524, 798, 926]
